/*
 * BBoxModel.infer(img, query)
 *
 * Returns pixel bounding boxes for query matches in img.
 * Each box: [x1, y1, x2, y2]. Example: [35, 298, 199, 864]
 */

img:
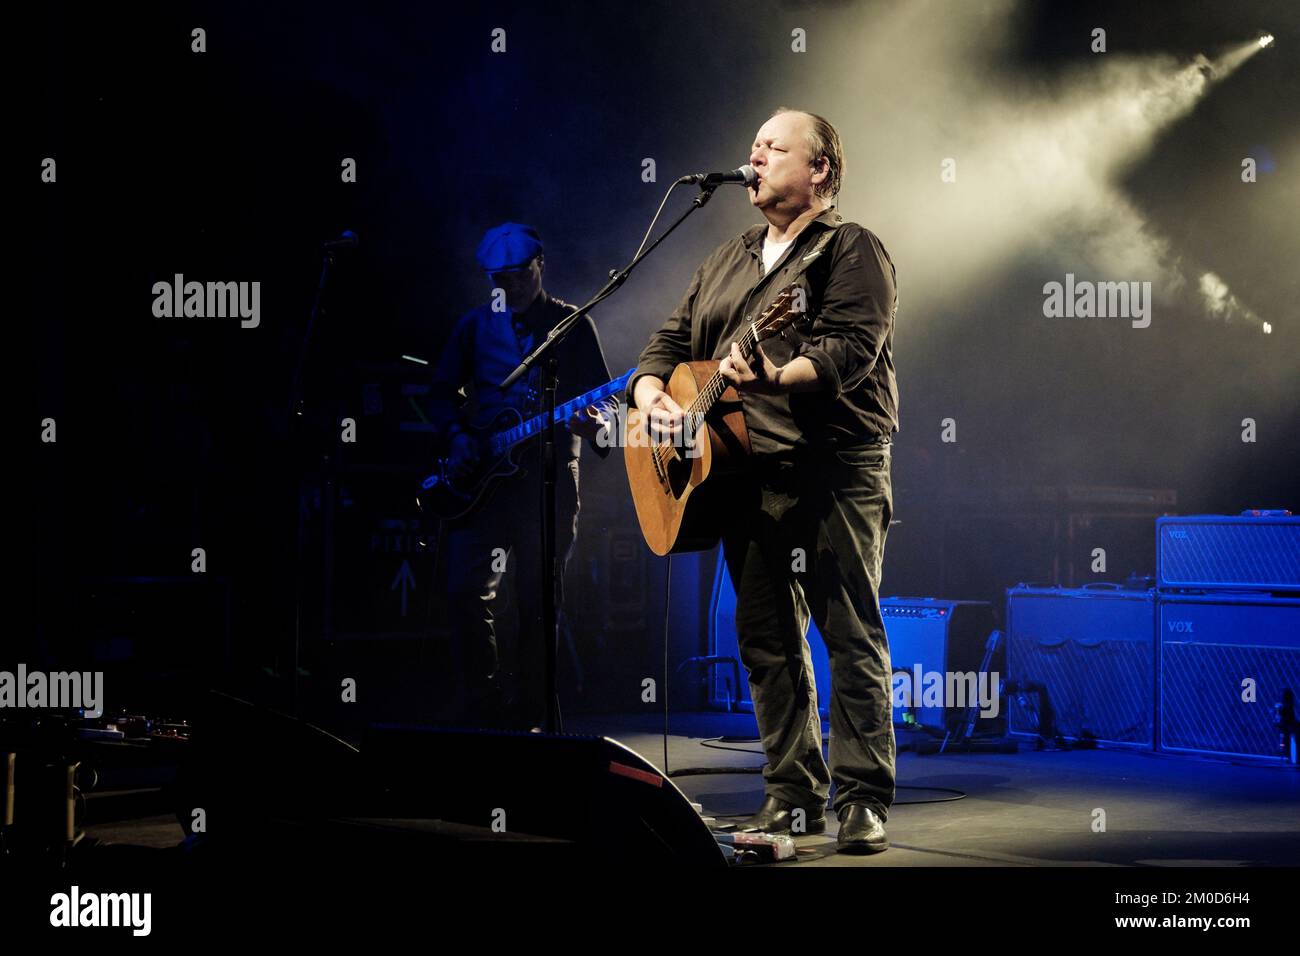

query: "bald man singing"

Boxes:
[628, 109, 899, 853]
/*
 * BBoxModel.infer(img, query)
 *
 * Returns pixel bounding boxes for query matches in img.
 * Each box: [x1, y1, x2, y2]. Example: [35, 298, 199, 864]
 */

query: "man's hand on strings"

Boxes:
[719, 341, 783, 395]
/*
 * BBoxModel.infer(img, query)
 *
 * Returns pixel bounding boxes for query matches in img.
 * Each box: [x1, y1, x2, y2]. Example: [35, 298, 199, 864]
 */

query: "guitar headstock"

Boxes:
[752, 282, 810, 342]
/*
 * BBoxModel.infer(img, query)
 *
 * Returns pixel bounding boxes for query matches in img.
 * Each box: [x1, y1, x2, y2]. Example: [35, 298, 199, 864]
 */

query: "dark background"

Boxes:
[32, 1, 1298, 727]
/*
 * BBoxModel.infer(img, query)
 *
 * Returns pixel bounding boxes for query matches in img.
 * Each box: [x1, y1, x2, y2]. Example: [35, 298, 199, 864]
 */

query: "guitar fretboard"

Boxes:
[490, 369, 636, 456]
[687, 321, 760, 422]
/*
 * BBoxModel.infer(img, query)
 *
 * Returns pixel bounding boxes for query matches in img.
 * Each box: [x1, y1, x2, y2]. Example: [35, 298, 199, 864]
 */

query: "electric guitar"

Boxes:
[623, 282, 812, 555]
[417, 368, 636, 522]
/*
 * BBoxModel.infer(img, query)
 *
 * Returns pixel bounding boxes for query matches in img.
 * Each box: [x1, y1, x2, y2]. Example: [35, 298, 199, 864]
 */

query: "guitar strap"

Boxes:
[746, 221, 841, 327]
[791, 220, 841, 280]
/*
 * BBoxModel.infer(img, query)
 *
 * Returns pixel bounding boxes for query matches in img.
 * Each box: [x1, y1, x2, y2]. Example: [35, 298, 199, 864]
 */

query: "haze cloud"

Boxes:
[805, 0, 1268, 326]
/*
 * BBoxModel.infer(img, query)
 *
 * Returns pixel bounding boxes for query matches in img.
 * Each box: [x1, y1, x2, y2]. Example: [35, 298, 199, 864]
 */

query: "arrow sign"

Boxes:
[390, 559, 416, 617]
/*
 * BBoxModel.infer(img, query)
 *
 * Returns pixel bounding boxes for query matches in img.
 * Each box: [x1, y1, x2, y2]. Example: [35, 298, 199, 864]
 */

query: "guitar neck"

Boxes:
[685, 323, 760, 425]
[491, 369, 636, 455]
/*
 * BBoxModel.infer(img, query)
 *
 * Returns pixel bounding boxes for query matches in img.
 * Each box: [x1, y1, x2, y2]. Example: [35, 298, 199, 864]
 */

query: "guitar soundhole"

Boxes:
[663, 450, 692, 498]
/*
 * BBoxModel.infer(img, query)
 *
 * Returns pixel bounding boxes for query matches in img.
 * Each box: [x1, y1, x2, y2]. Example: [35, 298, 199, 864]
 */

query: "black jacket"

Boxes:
[628, 207, 898, 455]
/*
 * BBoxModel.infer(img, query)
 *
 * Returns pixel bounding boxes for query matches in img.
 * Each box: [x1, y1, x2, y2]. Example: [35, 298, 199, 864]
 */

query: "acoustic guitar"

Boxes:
[624, 283, 810, 555]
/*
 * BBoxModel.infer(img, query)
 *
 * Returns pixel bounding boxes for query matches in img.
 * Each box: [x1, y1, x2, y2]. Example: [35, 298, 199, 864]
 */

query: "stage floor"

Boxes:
[76, 710, 1300, 868]
[567, 711, 1300, 867]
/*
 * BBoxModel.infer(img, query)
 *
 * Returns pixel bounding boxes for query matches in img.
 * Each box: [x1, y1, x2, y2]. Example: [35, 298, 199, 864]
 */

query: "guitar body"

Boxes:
[624, 361, 751, 555]
[623, 277, 816, 555]
[417, 408, 526, 523]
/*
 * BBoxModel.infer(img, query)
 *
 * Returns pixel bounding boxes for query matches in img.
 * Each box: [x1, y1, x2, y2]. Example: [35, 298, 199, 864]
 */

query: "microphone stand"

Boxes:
[287, 242, 343, 717]
[501, 180, 721, 733]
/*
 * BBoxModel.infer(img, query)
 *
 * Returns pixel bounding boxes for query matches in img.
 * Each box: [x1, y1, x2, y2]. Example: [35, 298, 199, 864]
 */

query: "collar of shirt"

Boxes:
[740, 205, 844, 256]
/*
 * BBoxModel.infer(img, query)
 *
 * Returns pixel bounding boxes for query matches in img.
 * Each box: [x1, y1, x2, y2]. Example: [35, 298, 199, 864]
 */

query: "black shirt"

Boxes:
[628, 207, 898, 456]
[429, 290, 613, 461]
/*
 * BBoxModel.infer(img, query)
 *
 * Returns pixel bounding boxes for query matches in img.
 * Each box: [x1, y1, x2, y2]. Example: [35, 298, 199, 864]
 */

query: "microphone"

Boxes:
[322, 230, 359, 251]
[680, 165, 757, 187]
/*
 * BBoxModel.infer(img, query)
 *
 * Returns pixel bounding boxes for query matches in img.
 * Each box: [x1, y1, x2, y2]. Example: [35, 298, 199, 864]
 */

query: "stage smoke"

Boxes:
[808, 1, 1273, 328]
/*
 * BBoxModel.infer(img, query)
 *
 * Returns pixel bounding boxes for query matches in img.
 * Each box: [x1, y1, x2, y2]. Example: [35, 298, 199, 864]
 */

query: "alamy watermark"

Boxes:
[152, 274, 260, 328]
[892, 666, 1000, 718]
[50, 886, 151, 936]
[1042, 273, 1151, 328]
[593, 400, 704, 457]
[1, 664, 103, 717]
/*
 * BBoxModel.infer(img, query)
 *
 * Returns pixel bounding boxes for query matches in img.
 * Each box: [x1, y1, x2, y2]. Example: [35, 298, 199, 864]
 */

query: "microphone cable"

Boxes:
[662, 553, 672, 774]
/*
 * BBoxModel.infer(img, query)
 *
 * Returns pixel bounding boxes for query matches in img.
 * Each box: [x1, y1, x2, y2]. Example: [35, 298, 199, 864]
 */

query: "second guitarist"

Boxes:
[428, 222, 615, 732]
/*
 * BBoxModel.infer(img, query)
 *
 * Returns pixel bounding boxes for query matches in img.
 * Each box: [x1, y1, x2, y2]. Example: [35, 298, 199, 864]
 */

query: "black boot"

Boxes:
[835, 804, 889, 854]
[745, 795, 827, 835]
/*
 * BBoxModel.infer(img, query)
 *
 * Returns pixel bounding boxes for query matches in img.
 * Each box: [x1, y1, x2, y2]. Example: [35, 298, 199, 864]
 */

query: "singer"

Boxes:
[627, 108, 900, 853]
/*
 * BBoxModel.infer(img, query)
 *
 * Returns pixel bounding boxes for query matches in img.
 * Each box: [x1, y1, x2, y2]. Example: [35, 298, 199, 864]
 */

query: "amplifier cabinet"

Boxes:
[880, 598, 998, 732]
[1158, 592, 1300, 759]
[709, 555, 995, 732]
[1156, 515, 1300, 593]
[1006, 585, 1156, 749]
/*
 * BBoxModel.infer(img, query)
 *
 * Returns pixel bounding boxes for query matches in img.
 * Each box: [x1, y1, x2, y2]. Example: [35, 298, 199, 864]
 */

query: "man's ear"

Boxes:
[810, 155, 829, 187]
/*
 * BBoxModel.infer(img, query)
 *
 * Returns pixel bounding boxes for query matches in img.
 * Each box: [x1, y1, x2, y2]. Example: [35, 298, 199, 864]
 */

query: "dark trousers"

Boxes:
[440, 457, 580, 729]
[721, 441, 895, 820]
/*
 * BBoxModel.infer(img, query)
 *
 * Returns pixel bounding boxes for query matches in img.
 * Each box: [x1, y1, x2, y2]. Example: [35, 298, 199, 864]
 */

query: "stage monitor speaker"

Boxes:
[1006, 584, 1156, 749]
[173, 695, 725, 867]
[171, 691, 364, 837]
[1158, 592, 1300, 760]
[361, 724, 727, 867]
[1156, 515, 1300, 594]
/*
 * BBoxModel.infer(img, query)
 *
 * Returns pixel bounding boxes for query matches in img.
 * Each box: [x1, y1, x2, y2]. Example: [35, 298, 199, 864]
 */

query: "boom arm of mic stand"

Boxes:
[500, 181, 719, 390]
